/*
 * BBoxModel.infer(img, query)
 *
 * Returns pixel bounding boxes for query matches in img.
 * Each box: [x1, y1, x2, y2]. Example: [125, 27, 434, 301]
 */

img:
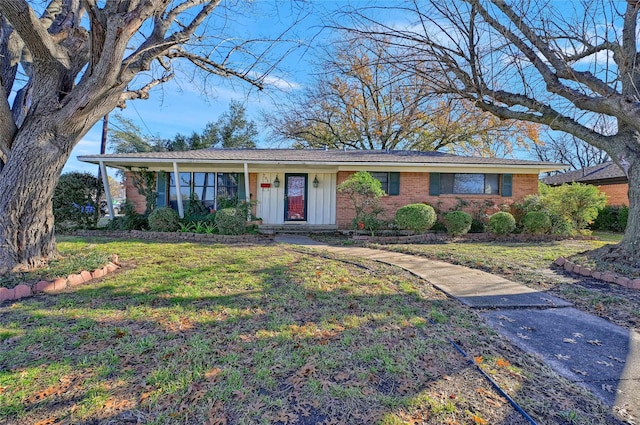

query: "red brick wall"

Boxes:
[336, 172, 539, 229]
[596, 183, 629, 206]
[124, 172, 151, 214]
[248, 173, 257, 216]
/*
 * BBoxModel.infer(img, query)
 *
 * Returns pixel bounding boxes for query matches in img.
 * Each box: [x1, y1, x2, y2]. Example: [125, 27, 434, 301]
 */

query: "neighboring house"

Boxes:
[79, 149, 565, 230]
[540, 161, 628, 206]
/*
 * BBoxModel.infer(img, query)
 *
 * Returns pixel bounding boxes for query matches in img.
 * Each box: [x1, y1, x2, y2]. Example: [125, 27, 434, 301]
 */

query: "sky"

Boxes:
[64, 1, 341, 177]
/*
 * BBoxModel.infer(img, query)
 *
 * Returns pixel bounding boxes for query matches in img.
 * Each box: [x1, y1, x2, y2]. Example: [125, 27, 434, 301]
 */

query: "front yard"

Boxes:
[0, 236, 628, 424]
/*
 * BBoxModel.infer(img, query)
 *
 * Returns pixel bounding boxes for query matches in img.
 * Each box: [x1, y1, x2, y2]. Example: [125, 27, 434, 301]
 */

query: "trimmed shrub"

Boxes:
[395, 203, 437, 234]
[215, 207, 246, 235]
[488, 211, 516, 235]
[148, 207, 180, 232]
[443, 211, 472, 236]
[523, 211, 552, 234]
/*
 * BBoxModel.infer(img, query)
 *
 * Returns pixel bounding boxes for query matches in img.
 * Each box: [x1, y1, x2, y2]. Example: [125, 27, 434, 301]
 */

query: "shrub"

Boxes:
[215, 207, 246, 235]
[523, 211, 552, 234]
[443, 211, 472, 236]
[106, 201, 148, 231]
[395, 203, 437, 234]
[488, 211, 516, 235]
[337, 171, 386, 232]
[469, 218, 486, 233]
[591, 205, 628, 232]
[538, 183, 606, 233]
[53, 172, 101, 230]
[148, 207, 180, 232]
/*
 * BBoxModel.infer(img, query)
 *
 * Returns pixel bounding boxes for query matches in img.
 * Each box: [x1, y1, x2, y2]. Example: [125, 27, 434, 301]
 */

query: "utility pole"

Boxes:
[96, 114, 109, 205]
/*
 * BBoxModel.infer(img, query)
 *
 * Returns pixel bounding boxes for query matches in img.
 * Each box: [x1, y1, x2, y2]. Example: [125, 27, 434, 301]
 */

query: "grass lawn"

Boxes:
[0, 237, 623, 424]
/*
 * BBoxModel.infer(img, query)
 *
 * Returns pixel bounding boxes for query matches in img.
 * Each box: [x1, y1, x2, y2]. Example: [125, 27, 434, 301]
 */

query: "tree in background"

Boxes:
[265, 36, 540, 155]
[535, 133, 610, 172]
[203, 100, 258, 148]
[0, 0, 301, 274]
[343, 0, 640, 260]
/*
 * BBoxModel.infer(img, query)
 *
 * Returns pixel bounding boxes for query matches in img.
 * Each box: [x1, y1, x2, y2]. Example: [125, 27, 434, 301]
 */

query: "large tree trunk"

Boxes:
[0, 124, 69, 274]
[621, 157, 640, 261]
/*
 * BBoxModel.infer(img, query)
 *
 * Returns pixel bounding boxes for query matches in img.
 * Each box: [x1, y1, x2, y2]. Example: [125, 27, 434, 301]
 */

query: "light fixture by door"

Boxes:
[312, 175, 319, 188]
[273, 175, 280, 188]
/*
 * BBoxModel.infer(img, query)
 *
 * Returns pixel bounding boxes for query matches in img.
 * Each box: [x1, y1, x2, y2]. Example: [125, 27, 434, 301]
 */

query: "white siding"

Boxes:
[256, 171, 336, 225]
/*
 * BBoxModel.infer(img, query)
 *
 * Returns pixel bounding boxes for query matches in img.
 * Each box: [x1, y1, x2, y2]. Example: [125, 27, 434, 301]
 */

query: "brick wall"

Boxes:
[596, 183, 629, 206]
[336, 172, 539, 229]
[124, 172, 151, 214]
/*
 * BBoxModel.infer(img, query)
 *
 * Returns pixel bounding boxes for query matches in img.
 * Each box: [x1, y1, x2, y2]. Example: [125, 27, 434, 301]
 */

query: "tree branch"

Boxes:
[165, 48, 265, 90]
[0, 0, 70, 69]
[117, 73, 174, 108]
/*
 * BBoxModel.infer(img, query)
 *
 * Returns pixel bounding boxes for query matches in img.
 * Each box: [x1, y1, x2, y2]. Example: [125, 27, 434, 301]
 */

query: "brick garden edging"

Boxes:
[0, 255, 121, 303]
[554, 256, 640, 290]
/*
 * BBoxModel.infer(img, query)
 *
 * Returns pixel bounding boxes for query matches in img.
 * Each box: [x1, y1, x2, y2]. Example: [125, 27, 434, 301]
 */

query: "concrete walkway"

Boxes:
[274, 234, 640, 421]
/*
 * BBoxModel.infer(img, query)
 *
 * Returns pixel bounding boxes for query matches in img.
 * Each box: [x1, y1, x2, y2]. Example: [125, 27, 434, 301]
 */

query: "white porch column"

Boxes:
[173, 162, 184, 218]
[243, 162, 251, 219]
[99, 161, 115, 219]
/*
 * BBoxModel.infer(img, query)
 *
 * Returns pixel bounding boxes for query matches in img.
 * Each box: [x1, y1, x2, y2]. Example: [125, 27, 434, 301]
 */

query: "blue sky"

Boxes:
[64, 1, 340, 177]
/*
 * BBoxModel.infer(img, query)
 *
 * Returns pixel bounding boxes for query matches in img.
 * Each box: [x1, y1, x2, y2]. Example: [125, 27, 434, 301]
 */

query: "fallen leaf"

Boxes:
[496, 358, 511, 368]
[473, 356, 483, 364]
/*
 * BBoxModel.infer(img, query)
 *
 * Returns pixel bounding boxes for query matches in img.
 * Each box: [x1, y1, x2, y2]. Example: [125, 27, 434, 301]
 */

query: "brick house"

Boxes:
[540, 162, 628, 206]
[79, 149, 565, 230]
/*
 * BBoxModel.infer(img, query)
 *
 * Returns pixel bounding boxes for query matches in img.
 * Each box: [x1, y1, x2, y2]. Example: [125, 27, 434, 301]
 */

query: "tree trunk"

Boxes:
[0, 125, 68, 274]
[620, 156, 640, 261]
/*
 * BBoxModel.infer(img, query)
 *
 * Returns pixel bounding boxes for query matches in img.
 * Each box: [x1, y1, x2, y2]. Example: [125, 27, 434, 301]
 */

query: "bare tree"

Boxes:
[535, 133, 610, 172]
[266, 35, 540, 155]
[0, 0, 301, 274]
[343, 0, 640, 259]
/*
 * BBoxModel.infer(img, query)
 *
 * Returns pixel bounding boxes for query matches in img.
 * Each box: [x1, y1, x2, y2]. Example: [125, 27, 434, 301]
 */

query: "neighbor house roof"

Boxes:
[540, 161, 627, 186]
[79, 148, 566, 174]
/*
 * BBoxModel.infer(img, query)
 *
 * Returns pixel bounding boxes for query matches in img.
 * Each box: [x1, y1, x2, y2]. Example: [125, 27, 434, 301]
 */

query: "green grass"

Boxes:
[0, 236, 620, 424]
[0, 241, 112, 289]
[373, 236, 621, 287]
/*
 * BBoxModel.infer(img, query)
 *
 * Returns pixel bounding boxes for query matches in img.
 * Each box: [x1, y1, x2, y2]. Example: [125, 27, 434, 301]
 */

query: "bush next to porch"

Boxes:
[488, 211, 516, 235]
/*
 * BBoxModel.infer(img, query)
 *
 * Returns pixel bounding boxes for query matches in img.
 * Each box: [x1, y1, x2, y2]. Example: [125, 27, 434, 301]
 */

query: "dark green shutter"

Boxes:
[429, 173, 440, 196]
[388, 172, 400, 195]
[237, 173, 246, 201]
[502, 174, 513, 197]
[156, 172, 167, 208]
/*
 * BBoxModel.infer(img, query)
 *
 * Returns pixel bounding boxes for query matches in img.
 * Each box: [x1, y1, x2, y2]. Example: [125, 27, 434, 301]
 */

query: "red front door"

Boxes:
[285, 174, 307, 221]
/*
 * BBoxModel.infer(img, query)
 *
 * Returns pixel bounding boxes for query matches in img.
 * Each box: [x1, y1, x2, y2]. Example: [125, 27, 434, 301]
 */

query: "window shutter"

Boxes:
[388, 172, 400, 195]
[429, 173, 440, 196]
[502, 174, 513, 197]
[156, 172, 167, 208]
[237, 173, 246, 201]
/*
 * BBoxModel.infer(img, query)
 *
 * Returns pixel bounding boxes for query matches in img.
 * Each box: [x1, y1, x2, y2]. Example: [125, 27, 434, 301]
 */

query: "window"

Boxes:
[370, 172, 400, 196]
[166, 172, 245, 211]
[430, 173, 510, 196]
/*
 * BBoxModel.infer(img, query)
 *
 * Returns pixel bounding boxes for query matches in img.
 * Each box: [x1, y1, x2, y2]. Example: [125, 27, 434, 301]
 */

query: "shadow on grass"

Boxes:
[0, 244, 625, 425]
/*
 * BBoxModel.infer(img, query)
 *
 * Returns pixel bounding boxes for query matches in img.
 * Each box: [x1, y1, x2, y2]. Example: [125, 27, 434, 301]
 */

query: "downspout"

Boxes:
[99, 161, 115, 219]
[244, 162, 251, 220]
[173, 162, 184, 218]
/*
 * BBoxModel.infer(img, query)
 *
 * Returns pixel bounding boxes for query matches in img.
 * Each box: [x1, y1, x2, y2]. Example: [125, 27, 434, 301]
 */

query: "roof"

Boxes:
[79, 148, 565, 173]
[540, 162, 627, 186]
